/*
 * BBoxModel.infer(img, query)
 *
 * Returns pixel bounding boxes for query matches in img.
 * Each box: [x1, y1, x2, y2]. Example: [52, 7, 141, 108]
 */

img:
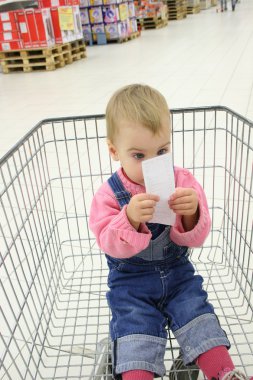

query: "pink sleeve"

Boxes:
[170, 168, 211, 248]
[89, 184, 151, 258]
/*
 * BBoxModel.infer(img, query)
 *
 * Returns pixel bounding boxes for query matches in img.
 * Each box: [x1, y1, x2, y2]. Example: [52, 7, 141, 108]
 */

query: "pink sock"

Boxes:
[197, 346, 235, 380]
[122, 370, 154, 380]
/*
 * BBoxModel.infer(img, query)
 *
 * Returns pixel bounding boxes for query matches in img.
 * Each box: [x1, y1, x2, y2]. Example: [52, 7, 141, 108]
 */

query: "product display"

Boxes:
[0, 0, 86, 72]
[135, 1, 168, 29]
[80, 0, 139, 44]
[16, 8, 55, 48]
[0, 3, 83, 51]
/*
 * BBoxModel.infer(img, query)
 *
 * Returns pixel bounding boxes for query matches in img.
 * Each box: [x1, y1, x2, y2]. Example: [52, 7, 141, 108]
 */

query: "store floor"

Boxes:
[0, 0, 253, 159]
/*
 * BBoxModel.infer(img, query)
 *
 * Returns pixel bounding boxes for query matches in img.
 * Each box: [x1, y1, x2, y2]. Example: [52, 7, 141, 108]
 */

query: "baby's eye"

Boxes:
[157, 148, 168, 156]
[133, 153, 145, 160]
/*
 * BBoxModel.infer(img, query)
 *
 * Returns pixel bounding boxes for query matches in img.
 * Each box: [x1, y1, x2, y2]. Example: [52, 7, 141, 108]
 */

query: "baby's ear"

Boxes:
[107, 139, 119, 161]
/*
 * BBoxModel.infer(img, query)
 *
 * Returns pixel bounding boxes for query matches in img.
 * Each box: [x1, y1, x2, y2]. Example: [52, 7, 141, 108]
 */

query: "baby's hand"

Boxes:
[127, 193, 160, 230]
[169, 187, 198, 216]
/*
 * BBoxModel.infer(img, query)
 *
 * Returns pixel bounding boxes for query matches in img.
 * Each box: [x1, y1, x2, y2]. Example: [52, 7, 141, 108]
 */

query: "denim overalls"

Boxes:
[106, 172, 230, 379]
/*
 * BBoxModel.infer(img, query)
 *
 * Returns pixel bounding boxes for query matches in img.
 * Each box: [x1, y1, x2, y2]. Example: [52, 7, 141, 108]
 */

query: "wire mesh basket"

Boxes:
[0, 106, 252, 380]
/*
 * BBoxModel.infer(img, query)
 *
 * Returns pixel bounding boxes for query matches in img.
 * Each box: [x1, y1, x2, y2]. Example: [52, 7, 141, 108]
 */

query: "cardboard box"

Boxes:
[80, 8, 90, 24]
[38, 0, 79, 7]
[0, 39, 24, 51]
[91, 22, 105, 40]
[128, 2, 135, 18]
[0, 11, 19, 32]
[118, 3, 129, 21]
[82, 23, 91, 41]
[51, 6, 82, 43]
[118, 20, 127, 37]
[51, 6, 75, 43]
[16, 8, 55, 48]
[105, 22, 118, 39]
[89, 7, 103, 24]
[72, 5, 83, 38]
[129, 17, 137, 33]
[0, 30, 20, 41]
[103, 5, 119, 23]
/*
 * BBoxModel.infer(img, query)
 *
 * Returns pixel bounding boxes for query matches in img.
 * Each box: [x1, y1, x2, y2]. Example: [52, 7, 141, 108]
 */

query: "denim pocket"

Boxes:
[163, 242, 189, 265]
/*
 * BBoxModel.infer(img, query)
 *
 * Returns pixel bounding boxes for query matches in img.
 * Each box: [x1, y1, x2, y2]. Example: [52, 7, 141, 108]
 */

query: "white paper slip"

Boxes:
[142, 153, 176, 226]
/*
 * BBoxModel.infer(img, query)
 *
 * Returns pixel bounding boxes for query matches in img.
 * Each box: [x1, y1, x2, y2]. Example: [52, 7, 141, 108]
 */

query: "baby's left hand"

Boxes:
[169, 187, 198, 216]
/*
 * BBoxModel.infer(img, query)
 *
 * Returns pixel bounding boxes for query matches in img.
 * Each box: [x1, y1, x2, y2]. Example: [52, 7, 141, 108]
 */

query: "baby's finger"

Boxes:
[140, 200, 158, 209]
[170, 202, 193, 211]
[169, 195, 192, 206]
[170, 188, 192, 201]
[141, 207, 155, 216]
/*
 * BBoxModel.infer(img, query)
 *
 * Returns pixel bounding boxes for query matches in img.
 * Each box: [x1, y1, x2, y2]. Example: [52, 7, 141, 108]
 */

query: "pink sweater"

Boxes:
[89, 167, 211, 259]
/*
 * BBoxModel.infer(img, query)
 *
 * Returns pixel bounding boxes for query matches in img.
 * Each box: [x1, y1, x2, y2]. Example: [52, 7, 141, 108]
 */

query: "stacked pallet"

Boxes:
[200, 0, 211, 9]
[138, 15, 168, 29]
[166, 0, 187, 20]
[136, 2, 168, 29]
[0, 38, 86, 73]
[187, 0, 200, 13]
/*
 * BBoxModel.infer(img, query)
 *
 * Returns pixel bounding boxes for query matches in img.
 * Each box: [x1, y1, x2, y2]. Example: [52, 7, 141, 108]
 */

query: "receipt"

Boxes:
[142, 153, 176, 225]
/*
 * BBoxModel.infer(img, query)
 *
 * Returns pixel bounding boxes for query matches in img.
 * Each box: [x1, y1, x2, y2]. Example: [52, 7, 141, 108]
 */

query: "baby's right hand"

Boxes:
[126, 193, 160, 230]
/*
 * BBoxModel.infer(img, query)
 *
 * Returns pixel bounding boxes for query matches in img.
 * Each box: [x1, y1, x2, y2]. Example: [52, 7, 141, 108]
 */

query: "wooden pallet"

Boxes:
[0, 39, 86, 73]
[187, 5, 201, 13]
[168, 10, 185, 19]
[116, 31, 141, 43]
[166, 0, 187, 19]
[138, 17, 168, 29]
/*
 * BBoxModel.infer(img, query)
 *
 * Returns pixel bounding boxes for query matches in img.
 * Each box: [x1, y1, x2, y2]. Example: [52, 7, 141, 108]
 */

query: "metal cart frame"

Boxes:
[0, 106, 252, 379]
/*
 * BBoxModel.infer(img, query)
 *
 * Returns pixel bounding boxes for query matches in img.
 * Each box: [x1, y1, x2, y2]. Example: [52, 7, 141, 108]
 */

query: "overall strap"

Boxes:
[108, 172, 132, 209]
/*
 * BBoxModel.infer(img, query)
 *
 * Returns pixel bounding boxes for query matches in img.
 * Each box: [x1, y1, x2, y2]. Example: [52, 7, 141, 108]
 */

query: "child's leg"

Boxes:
[196, 346, 234, 380]
[122, 370, 154, 380]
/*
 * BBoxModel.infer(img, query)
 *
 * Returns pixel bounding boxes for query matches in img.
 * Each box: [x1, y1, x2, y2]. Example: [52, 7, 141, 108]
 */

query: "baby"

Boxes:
[89, 84, 251, 380]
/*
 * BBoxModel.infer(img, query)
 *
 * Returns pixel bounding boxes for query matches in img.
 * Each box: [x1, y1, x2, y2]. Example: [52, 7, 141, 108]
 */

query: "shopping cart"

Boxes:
[0, 106, 252, 380]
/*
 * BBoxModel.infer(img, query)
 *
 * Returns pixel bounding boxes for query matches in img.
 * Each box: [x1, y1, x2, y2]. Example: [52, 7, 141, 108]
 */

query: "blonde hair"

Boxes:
[106, 84, 170, 142]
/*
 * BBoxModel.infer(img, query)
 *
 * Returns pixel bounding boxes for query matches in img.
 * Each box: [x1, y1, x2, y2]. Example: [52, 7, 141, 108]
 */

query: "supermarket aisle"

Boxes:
[0, 0, 253, 159]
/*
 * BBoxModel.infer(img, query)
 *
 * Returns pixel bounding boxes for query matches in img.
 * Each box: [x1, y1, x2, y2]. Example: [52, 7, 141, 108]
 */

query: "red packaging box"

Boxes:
[0, 30, 20, 41]
[0, 11, 17, 24]
[38, 0, 66, 7]
[38, 0, 79, 7]
[16, 8, 55, 48]
[51, 6, 80, 43]
[51, 6, 71, 43]
[0, 40, 24, 51]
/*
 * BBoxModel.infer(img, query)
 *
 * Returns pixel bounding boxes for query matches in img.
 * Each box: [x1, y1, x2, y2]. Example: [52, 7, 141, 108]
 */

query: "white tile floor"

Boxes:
[1, 0, 253, 160]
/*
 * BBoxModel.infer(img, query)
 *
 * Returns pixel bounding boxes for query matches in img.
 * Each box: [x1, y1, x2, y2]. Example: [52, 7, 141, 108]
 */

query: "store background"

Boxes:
[0, 0, 253, 159]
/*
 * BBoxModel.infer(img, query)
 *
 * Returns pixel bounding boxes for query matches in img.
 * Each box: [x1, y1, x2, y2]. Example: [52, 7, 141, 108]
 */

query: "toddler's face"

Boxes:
[108, 117, 171, 186]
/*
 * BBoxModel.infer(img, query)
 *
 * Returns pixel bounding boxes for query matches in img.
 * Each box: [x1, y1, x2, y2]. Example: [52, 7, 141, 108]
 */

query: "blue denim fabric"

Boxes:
[106, 172, 230, 378]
